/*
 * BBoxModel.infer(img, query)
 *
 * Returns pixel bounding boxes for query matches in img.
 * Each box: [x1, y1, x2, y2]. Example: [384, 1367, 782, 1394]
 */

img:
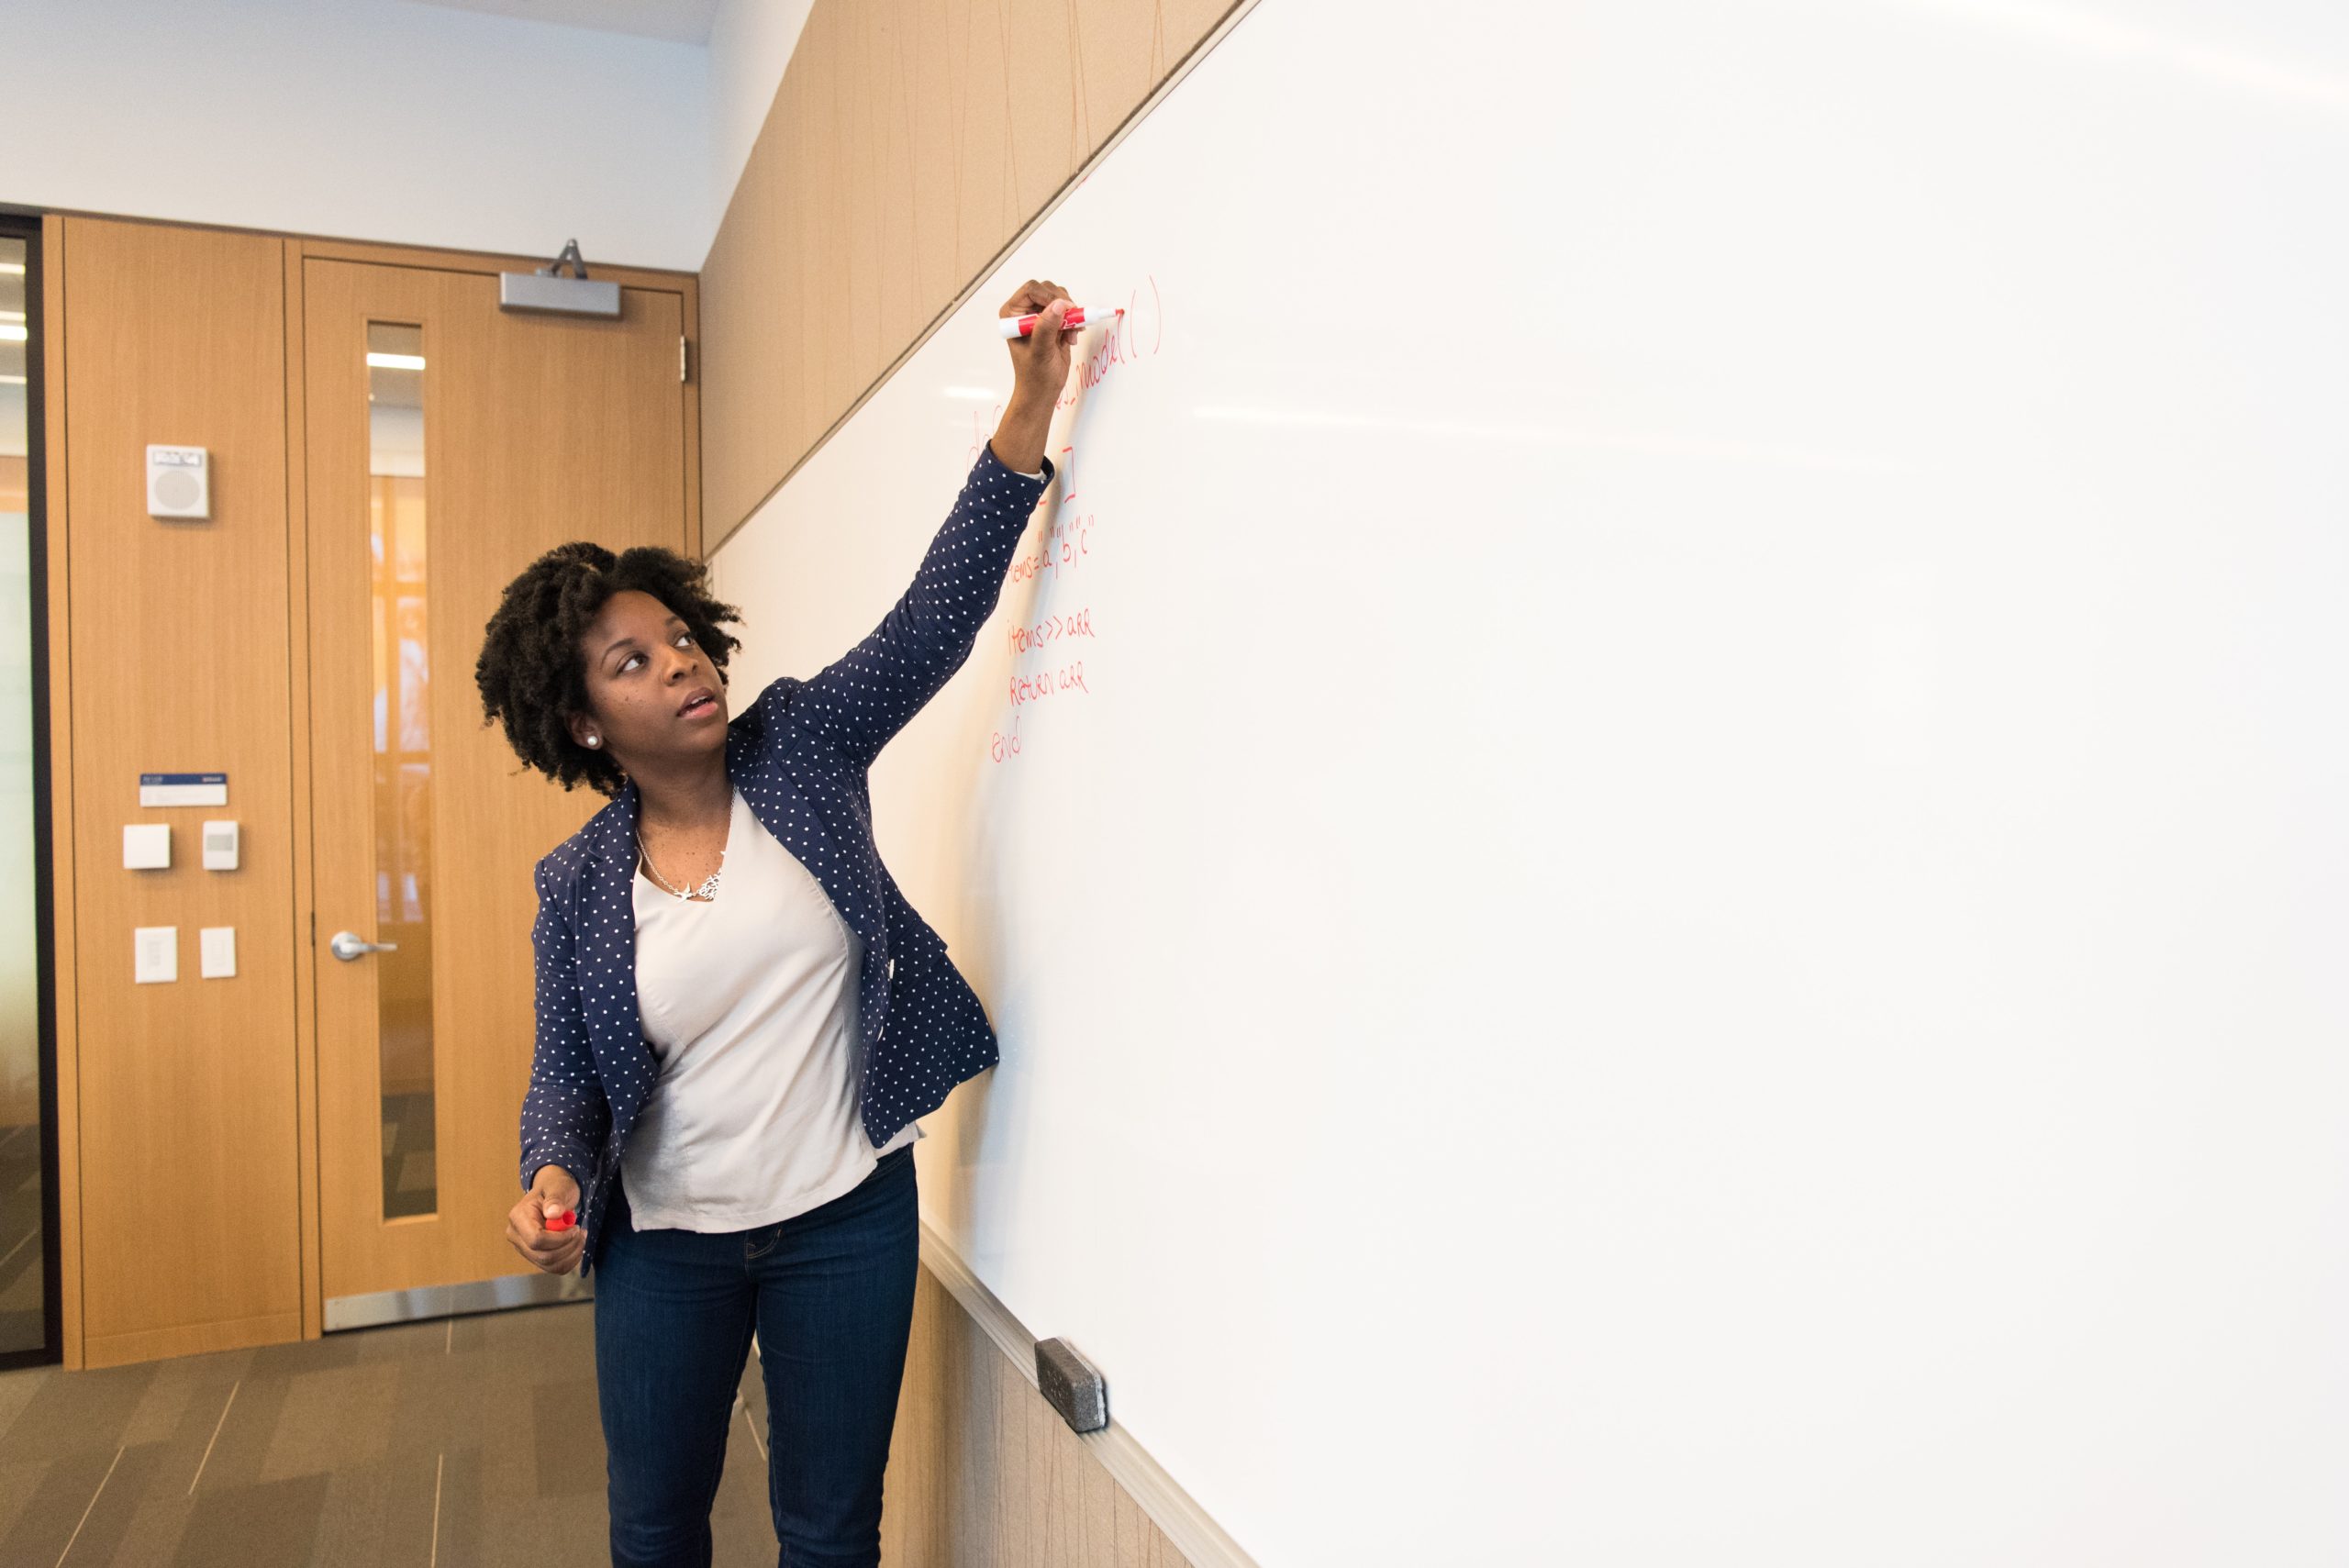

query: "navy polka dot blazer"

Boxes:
[519, 446, 1055, 1272]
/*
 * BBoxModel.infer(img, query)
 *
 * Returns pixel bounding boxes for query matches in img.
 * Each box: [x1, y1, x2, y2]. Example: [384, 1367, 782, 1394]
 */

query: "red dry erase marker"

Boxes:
[998, 306, 1123, 339]
[545, 1207, 576, 1233]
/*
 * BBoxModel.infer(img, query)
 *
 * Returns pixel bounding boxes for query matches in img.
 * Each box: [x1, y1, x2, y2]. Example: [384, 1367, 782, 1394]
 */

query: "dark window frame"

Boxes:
[0, 209, 63, 1371]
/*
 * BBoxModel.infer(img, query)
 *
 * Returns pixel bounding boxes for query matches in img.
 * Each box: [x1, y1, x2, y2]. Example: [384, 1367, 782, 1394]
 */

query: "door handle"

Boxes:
[329, 930, 400, 962]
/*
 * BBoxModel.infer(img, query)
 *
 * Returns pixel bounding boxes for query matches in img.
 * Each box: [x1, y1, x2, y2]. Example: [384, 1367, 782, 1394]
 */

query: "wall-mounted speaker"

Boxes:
[147, 444, 209, 518]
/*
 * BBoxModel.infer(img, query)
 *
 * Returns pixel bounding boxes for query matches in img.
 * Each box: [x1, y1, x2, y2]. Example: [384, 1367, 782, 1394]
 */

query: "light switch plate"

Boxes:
[124, 823, 171, 870]
[199, 926, 236, 979]
[135, 926, 178, 984]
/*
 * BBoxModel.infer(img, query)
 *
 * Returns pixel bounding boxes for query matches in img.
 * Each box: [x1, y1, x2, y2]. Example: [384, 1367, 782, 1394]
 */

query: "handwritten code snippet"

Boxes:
[988, 276, 1163, 764]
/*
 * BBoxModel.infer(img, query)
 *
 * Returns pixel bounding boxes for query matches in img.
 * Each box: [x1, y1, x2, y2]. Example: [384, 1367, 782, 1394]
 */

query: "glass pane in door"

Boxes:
[0, 233, 43, 1352]
[367, 322, 437, 1221]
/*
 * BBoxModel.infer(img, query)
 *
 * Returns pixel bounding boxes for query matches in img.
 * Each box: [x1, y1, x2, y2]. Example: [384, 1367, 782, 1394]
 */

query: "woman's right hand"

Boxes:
[507, 1164, 584, 1275]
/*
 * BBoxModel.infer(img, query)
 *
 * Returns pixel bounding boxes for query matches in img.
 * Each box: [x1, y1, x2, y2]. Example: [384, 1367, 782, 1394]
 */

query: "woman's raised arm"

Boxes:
[796, 283, 1084, 769]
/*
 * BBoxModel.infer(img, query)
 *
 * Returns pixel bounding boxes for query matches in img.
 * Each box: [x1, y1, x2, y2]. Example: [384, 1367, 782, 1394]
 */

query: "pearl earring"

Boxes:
[585, 736, 601, 749]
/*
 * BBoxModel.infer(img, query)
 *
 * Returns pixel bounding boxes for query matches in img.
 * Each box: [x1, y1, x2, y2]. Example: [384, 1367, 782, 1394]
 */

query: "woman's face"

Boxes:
[567, 588, 729, 776]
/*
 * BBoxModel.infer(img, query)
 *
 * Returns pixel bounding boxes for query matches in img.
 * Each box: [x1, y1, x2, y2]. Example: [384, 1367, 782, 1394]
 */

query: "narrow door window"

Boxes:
[367, 324, 437, 1221]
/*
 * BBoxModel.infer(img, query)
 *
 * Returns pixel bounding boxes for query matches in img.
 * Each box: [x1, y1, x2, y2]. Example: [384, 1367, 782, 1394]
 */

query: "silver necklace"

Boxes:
[636, 828, 722, 902]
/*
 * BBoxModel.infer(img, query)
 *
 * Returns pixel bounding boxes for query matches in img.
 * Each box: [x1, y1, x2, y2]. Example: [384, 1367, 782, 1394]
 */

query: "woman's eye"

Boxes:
[616, 633, 689, 675]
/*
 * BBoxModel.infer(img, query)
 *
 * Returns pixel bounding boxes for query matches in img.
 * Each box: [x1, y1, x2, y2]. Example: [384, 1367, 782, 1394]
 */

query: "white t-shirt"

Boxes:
[619, 783, 920, 1231]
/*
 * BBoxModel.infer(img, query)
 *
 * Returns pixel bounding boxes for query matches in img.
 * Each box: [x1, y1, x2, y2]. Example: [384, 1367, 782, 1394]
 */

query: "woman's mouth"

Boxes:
[678, 695, 718, 719]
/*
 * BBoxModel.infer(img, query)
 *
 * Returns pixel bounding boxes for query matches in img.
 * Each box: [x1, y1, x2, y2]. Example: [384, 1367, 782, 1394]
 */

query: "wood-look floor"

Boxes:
[0, 1263, 1195, 1565]
[0, 1123, 47, 1358]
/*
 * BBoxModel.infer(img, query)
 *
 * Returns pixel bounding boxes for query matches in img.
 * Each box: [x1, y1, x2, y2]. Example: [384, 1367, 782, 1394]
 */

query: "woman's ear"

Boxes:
[566, 711, 602, 751]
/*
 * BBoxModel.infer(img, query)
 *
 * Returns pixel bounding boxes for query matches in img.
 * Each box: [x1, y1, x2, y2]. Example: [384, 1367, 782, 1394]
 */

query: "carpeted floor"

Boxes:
[0, 1301, 784, 1565]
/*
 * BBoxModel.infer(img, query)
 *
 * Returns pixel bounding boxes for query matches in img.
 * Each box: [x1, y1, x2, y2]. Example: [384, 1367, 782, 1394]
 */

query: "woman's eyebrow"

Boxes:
[600, 618, 686, 664]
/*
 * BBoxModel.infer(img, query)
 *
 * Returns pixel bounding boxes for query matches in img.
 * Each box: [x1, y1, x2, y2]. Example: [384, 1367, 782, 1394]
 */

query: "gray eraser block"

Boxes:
[1035, 1337, 1108, 1433]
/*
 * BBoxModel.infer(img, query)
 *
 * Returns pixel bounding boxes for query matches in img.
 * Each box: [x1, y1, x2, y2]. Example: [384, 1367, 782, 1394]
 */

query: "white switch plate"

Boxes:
[199, 926, 236, 978]
[201, 820, 239, 870]
[135, 926, 178, 984]
[124, 823, 171, 870]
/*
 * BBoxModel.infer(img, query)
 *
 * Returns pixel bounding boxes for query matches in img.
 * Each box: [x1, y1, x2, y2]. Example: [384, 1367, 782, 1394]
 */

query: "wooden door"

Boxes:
[301, 257, 689, 1318]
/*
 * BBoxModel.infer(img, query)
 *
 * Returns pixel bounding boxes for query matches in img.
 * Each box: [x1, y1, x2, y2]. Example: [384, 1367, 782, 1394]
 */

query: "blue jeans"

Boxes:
[594, 1144, 921, 1568]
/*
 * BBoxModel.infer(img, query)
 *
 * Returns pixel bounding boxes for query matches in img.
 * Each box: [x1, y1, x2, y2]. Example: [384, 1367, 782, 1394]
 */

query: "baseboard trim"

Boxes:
[323, 1270, 594, 1332]
[917, 1216, 1261, 1568]
[83, 1310, 304, 1369]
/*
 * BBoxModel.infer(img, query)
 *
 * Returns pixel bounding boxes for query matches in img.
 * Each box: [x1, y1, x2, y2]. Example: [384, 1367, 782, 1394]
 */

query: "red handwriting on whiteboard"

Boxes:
[987, 426, 1119, 762]
[1055, 328, 1129, 407]
[1007, 661, 1090, 707]
[1006, 512, 1095, 585]
[1052, 275, 1163, 410]
[1007, 606, 1097, 656]
[965, 404, 1006, 466]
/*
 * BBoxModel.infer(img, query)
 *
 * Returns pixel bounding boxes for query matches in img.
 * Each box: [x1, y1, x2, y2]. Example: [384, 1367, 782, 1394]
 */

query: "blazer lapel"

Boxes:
[579, 779, 656, 1119]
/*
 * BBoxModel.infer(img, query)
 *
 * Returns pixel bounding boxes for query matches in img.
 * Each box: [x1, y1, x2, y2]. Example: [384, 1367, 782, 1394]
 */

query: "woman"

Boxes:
[475, 282, 1082, 1568]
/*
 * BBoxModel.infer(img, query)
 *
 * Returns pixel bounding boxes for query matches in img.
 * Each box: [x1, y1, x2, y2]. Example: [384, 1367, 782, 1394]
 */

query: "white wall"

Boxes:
[707, 0, 815, 251]
[1, 0, 714, 271]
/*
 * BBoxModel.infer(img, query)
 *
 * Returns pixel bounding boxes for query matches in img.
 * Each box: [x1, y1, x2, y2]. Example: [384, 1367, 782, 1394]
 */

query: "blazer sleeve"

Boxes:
[796, 444, 1055, 770]
[518, 859, 610, 1191]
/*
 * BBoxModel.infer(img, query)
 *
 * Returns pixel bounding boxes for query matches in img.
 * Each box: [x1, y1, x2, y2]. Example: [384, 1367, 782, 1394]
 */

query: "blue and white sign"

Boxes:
[139, 773, 228, 807]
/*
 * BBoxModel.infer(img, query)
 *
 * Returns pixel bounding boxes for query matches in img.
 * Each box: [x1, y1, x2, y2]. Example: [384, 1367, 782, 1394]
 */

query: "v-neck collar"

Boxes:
[632, 784, 740, 905]
[574, 689, 883, 955]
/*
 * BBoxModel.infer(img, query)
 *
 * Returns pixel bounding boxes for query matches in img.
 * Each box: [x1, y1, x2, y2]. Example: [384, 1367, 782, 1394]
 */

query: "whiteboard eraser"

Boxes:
[1034, 1337, 1108, 1434]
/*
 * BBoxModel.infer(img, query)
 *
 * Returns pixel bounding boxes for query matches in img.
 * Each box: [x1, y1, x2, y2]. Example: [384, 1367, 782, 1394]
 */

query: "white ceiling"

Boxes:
[394, 0, 719, 44]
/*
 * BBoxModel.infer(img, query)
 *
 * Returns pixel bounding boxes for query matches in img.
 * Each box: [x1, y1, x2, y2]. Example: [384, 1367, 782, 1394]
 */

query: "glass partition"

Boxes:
[0, 224, 55, 1361]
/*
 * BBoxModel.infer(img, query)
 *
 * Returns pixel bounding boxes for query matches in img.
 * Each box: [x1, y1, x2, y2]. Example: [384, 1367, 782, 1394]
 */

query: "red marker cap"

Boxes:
[545, 1208, 576, 1233]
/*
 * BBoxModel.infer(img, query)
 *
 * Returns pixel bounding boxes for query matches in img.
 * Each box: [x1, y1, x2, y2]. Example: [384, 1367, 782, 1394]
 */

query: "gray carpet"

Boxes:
[0, 1302, 785, 1565]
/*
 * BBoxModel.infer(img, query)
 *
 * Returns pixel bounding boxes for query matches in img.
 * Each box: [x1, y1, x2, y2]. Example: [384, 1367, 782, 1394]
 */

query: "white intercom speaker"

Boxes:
[147, 445, 210, 518]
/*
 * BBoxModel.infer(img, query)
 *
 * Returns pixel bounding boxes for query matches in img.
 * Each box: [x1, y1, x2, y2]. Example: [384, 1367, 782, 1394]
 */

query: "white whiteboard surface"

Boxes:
[708, 2, 2349, 1561]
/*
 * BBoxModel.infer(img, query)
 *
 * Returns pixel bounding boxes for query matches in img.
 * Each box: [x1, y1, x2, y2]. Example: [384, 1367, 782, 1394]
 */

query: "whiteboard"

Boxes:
[708, 2, 2349, 1561]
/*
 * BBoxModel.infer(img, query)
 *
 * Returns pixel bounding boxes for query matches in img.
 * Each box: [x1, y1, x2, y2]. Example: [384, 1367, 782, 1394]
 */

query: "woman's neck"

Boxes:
[630, 751, 730, 833]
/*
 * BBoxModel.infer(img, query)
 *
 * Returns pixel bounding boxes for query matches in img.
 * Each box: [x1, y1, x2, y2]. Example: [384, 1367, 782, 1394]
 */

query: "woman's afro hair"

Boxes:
[474, 540, 745, 798]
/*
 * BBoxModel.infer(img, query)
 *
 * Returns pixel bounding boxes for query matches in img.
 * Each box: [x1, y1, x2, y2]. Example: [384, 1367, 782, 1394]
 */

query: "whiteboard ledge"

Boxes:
[918, 1215, 1263, 1568]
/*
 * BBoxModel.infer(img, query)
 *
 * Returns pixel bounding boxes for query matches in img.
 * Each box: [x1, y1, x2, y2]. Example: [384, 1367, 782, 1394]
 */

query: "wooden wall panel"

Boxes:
[882, 1264, 1198, 1567]
[59, 217, 303, 1367]
[699, 0, 1247, 548]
